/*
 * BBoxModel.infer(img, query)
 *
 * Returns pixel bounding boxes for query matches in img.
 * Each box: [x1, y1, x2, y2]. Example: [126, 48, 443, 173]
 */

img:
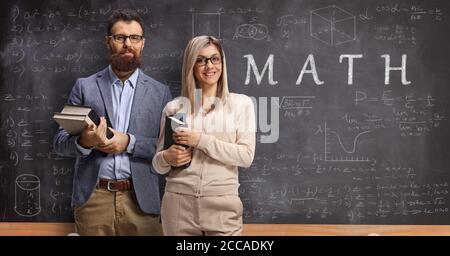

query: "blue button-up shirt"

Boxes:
[75, 65, 138, 179]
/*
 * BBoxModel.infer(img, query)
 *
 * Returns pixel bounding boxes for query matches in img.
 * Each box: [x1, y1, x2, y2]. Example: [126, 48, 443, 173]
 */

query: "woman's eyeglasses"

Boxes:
[195, 55, 222, 66]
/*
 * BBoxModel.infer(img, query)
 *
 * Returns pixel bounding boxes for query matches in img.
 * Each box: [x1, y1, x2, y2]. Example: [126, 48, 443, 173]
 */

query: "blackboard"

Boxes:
[1, 0, 449, 224]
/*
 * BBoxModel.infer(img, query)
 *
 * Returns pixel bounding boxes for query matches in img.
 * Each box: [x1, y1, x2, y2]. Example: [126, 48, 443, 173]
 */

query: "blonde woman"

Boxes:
[152, 36, 256, 236]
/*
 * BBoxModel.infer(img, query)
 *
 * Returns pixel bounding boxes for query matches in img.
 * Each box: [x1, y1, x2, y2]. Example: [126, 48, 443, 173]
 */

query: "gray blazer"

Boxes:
[53, 67, 172, 214]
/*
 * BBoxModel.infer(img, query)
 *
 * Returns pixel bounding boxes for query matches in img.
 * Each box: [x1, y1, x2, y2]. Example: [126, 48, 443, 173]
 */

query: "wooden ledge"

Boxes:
[1, 223, 449, 236]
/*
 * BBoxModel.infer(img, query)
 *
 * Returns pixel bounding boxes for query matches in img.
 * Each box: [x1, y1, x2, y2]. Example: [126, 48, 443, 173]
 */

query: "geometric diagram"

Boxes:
[233, 23, 271, 41]
[14, 174, 41, 217]
[324, 122, 372, 163]
[310, 5, 356, 45]
[192, 13, 221, 38]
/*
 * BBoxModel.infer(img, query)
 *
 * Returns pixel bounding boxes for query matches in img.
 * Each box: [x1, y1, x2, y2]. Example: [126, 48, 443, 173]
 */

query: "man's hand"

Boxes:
[96, 128, 130, 154]
[173, 127, 201, 148]
[78, 117, 108, 148]
[162, 145, 193, 167]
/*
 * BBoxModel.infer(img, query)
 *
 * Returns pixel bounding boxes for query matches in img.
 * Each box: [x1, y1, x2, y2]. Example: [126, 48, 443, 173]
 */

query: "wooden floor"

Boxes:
[0, 223, 449, 236]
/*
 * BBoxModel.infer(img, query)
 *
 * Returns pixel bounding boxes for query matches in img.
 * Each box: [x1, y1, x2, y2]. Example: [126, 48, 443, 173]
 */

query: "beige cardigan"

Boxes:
[152, 93, 256, 196]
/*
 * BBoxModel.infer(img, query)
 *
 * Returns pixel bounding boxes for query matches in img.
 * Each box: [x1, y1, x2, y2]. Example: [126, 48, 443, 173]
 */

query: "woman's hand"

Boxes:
[173, 127, 201, 148]
[162, 144, 193, 167]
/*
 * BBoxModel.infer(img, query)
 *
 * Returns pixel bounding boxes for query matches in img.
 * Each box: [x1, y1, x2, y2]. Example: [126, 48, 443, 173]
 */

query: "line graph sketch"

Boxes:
[330, 130, 371, 154]
[324, 122, 372, 163]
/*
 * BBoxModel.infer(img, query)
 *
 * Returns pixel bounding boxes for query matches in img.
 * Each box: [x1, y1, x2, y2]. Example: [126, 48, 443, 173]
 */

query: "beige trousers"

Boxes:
[74, 188, 162, 236]
[161, 192, 243, 236]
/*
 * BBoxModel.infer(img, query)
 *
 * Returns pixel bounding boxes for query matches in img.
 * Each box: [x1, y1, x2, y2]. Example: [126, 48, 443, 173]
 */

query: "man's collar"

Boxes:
[108, 65, 139, 88]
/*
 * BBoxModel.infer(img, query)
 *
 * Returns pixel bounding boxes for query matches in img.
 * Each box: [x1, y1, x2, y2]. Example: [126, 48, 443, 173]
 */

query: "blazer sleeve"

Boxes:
[52, 79, 87, 158]
[152, 103, 172, 175]
[131, 86, 172, 161]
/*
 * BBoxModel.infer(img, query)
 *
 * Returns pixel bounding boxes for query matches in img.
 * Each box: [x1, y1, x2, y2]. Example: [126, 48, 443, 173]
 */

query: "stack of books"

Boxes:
[53, 104, 113, 139]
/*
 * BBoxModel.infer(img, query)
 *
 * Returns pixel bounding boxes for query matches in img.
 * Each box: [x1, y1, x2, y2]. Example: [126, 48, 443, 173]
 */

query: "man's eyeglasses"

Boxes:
[110, 34, 144, 44]
[195, 55, 222, 66]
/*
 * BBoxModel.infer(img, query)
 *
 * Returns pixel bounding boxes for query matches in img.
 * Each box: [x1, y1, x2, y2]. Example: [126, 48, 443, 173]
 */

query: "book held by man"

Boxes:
[53, 104, 114, 139]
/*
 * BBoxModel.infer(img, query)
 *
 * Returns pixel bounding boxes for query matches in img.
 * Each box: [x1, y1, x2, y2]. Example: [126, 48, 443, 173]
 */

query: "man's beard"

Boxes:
[110, 50, 142, 72]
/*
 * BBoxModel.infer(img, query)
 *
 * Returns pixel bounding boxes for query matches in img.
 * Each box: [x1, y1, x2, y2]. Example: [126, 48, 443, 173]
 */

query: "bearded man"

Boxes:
[53, 10, 172, 236]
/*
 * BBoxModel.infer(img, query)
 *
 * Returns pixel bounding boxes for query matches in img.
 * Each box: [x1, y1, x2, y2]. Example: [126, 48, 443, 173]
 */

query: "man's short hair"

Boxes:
[107, 10, 145, 36]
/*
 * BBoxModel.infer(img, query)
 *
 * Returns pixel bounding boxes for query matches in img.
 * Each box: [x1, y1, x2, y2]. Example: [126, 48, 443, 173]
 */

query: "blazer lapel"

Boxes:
[96, 69, 115, 128]
[129, 70, 149, 127]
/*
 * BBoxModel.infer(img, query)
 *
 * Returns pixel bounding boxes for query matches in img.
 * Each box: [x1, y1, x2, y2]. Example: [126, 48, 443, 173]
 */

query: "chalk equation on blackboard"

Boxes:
[279, 96, 315, 118]
[241, 163, 449, 221]
[375, 3, 444, 21]
[10, 4, 150, 22]
[373, 24, 417, 45]
[354, 90, 446, 137]
[49, 165, 73, 216]
[276, 14, 307, 40]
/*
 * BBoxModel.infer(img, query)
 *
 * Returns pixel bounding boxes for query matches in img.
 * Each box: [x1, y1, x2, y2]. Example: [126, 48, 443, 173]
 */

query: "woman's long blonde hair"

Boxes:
[181, 35, 229, 113]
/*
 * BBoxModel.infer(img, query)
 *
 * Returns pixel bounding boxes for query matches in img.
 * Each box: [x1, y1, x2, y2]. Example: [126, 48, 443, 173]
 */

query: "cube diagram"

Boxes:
[310, 5, 355, 45]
